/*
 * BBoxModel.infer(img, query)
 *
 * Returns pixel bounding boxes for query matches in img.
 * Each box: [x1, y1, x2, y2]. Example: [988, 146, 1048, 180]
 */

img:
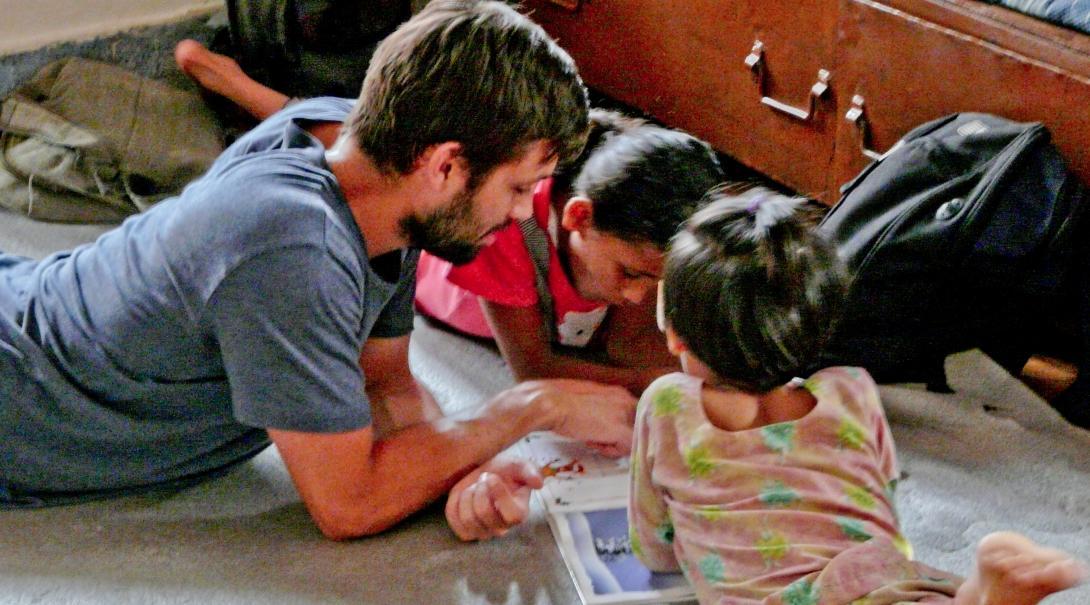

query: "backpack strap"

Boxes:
[518, 216, 557, 344]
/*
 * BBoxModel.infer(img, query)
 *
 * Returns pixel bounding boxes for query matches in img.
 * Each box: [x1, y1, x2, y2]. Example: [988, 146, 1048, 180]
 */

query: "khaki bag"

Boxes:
[0, 57, 224, 223]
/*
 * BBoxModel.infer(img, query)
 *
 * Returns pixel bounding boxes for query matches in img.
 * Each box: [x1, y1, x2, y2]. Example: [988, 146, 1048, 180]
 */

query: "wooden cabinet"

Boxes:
[832, 0, 1090, 195]
[524, 0, 842, 199]
[524, 0, 1090, 203]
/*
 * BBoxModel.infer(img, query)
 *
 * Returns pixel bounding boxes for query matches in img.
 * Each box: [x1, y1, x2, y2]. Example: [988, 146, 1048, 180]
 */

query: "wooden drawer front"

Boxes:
[832, 0, 1090, 191]
[524, 0, 841, 199]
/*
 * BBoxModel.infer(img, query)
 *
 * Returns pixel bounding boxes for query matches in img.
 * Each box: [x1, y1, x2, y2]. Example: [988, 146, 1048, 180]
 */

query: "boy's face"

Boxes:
[411, 140, 557, 264]
[567, 230, 662, 305]
[560, 198, 662, 305]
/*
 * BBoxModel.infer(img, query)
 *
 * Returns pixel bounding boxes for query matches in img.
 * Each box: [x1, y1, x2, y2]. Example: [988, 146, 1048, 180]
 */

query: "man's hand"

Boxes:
[270, 377, 635, 540]
[530, 379, 638, 456]
[445, 455, 543, 541]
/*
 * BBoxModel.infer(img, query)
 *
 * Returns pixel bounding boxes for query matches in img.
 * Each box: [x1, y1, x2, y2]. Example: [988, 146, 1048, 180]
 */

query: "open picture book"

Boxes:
[516, 432, 696, 605]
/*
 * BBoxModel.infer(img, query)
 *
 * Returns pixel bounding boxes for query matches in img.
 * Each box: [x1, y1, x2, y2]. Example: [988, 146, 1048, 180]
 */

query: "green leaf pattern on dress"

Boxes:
[836, 516, 872, 542]
[756, 530, 790, 566]
[759, 481, 799, 507]
[761, 422, 796, 455]
[782, 579, 820, 605]
[684, 444, 716, 478]
[837, 418, 866, 450]
[697, 505, 727, 522]
[698, 553, 727, 584]
[844, 485, 876, 509]
[656, 520, 675, 544]
[629, 524, 644, 558]
[653, 385, 683, 416]
[893, 533, 914, 560]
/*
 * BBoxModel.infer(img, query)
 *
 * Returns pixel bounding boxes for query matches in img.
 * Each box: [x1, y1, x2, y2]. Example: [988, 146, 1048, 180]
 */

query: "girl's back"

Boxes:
[630, 368, 912, 603]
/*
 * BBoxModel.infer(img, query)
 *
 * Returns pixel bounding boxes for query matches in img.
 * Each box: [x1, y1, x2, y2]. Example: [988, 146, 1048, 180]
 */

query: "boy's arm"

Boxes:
[483, 299, 672, 394]
[595, 295, 679, 373]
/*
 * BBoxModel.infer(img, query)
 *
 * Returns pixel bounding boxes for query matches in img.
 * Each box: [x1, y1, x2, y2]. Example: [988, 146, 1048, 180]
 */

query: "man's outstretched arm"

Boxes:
[358, 334, 584, 542]
[270, 376, 636, 541]
[358, 335, 443, 438]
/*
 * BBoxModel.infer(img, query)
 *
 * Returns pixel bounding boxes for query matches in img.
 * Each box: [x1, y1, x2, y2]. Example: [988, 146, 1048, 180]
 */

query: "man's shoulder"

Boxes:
[237, 96, 354, 145]
[278, 97, 355, 122]
[211, 146, 332, 190]
[160, 149, 357, 276]
[194, 147, 339, 224]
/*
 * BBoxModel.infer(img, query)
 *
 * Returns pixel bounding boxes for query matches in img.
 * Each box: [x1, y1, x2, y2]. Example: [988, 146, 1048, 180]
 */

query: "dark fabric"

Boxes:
[226, 0, 414, 98]
[818, 113, 1088, 419]
[981, 0, 1090, 35]
[518, 216, 556, 344]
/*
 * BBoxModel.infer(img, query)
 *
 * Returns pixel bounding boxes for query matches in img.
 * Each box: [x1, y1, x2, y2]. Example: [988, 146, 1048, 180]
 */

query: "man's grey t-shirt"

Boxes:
[0, 97, 419, 503]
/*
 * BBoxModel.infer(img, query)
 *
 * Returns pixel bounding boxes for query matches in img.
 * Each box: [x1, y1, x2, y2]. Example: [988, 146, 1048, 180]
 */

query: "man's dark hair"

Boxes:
[344, 0, 589, 180]
[549, 109, 723, 248]
[663, 186, 847, 391]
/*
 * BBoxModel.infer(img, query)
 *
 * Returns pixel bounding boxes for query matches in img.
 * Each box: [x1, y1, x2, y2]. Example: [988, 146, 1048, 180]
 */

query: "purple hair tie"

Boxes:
[746, 194, 770, 214]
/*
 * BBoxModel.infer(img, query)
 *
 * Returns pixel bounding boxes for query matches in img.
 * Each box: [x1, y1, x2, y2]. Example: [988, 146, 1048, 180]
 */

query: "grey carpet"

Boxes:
[0, 12, 224, 98]
[1, 209, 1087, 604]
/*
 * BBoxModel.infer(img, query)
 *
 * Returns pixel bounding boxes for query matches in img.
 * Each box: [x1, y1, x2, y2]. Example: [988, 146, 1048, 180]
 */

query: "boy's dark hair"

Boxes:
[549, 108, 646, 195]
[663, 186, 847, 391]
[344, 0, 589, 181]
[554, 110, 723, 248]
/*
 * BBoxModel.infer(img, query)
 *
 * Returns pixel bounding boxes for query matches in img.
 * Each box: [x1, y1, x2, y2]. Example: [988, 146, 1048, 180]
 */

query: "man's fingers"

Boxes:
[505, 458, 544, 489]
[587, 441, 627, 458]
[446, 456, 545, 542]
[449, 514, 472, 541]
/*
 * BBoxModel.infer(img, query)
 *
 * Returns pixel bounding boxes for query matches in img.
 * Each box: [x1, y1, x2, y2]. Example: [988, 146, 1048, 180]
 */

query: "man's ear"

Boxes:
[560, 197, 594, 232]
[417, 141, 469, 195]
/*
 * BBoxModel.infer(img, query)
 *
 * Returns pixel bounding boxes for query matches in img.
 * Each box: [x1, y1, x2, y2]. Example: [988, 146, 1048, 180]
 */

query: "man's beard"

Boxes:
[400, 188, 485, 266]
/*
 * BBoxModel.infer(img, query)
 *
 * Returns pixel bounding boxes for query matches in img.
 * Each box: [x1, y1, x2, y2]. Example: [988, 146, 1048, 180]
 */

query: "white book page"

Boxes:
[516, 432, 696, 605]
[516, 432, 629, 511]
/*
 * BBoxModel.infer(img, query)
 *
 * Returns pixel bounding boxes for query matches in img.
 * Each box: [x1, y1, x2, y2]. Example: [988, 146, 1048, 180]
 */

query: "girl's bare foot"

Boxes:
[955, 531, 1088, 605]
[174, 39, 289, 120]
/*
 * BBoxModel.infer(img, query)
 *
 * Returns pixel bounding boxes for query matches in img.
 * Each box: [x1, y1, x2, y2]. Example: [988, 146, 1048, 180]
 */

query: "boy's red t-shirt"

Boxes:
[414, 178, 608, 346]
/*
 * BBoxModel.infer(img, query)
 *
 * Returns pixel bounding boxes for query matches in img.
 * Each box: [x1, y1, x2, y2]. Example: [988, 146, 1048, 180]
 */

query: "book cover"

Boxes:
[517, 433, 696, 605]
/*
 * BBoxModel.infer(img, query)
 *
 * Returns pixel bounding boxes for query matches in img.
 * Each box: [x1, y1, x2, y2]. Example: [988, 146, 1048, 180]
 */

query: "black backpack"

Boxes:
[817, 113, 1089, 423]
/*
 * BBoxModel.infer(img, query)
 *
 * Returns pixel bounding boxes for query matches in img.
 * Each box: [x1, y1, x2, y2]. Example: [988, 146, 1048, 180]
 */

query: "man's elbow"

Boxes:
[308, 502, 398, 541]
